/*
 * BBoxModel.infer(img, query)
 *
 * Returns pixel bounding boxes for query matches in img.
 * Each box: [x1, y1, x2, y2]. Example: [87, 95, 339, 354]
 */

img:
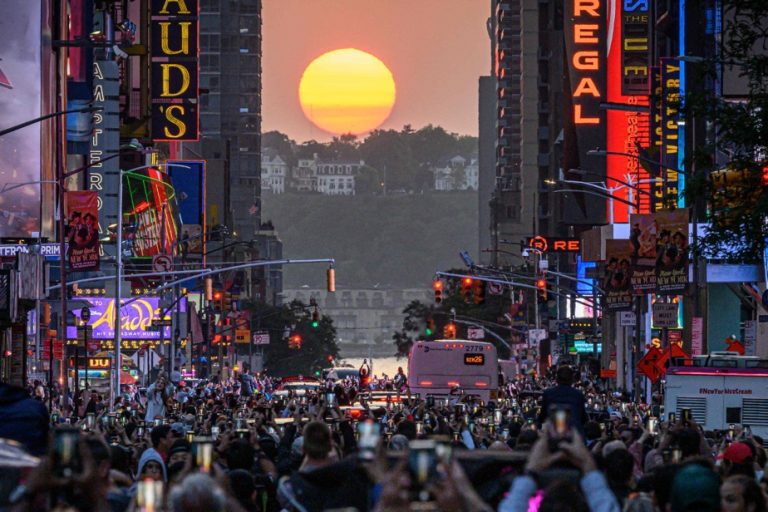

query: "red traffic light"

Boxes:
[433, 280, 443, 290]
[213, 291, 223, 301]
[327, 355, 334, 362]
[536, 279, 546, 289]
[462, 277, 473, 285]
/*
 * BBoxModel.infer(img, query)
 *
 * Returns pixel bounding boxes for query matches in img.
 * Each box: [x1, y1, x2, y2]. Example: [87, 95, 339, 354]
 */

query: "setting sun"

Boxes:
[299, 48, 396, 135]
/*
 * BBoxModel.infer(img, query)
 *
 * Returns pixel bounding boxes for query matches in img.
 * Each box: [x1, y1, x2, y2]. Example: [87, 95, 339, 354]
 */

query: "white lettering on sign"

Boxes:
[698, 388, 753, 395]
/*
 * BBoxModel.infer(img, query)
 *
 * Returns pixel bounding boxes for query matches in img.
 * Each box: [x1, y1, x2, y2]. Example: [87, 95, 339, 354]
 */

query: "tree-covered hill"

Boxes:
[262, 192, 478, 289]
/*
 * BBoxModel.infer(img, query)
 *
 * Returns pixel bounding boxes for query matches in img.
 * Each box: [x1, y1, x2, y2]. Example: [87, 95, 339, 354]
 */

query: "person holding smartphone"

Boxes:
[144, 374, 174, 422]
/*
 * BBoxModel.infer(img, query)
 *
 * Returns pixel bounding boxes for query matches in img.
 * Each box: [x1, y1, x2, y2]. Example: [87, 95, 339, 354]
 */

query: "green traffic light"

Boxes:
[314, 370, 321, 377]
[312, 320, 319, 328]
[426, 328, 433, 336]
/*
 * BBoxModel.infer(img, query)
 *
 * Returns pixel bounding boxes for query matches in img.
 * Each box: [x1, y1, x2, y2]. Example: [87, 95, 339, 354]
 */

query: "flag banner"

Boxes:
[64, 191, 100, 271]
[629, 213, 656, 291]
[603, 239, 633, 310]
[654, 209, 689, 294]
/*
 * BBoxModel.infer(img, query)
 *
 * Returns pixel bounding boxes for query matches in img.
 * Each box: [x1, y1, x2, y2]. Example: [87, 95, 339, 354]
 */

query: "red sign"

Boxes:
[42, 338, 64, 361]
[600, 369, 617, 378]
[527, 236, 581, 253]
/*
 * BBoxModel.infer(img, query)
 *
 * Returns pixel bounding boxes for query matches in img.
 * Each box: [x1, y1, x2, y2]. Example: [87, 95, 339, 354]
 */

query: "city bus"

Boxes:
[408, 340, 499, 402]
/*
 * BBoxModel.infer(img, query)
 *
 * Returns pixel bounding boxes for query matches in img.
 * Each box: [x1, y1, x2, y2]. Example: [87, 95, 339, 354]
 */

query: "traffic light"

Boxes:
[536, 278, 548, 301]
[311, 308, 320, 328]
[433, 280, 443, 304]
[443, 323, 457, 339]
[213, 291, 223, 312]
[460, 277, 473, 303]
[326, 354, 334, 362]
[288, 334, 302, 349]
[473, 280, 486, 305]
[426, 317, 435, 336]
[221, 292, 230, 312]
[327, 267, 336, 292]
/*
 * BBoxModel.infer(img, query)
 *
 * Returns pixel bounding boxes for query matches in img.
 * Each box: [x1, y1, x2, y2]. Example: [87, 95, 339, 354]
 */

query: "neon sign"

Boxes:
[568, 0, 605, 125]
[151, 0, 199, 141]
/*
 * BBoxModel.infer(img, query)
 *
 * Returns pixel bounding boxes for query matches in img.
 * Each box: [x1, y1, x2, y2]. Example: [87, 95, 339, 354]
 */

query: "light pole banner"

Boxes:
[603, 239, 633, 310]
[64, 191, 100, 271]
[629, 212, 657, 291]
[654, 208, 689, 294]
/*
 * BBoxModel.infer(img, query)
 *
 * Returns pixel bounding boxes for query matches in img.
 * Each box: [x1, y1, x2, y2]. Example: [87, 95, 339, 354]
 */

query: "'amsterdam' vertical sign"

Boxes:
[151, 0, 199, 141]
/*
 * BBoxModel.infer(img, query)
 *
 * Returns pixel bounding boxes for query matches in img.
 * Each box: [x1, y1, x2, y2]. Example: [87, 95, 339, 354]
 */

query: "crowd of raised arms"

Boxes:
[0, 363, 766, 512]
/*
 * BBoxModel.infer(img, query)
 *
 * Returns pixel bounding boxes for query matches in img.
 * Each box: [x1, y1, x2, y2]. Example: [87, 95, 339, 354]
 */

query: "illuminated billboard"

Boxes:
[66, 296, 187, 344]
[123, 167, 182, 257]
[605, 0, 652, 222]
[0, 1, 42, 237]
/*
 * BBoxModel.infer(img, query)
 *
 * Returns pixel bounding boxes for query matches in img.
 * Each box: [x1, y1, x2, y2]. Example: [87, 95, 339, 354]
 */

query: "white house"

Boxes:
[315, 160, 364, 195]
[432, 155, 478, 191]
[260, 148, 288, 194]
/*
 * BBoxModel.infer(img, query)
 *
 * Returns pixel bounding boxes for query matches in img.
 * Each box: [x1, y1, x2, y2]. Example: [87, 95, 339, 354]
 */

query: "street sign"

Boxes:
[528, 328, 547, 343]
[152, 254, 173, 273]
[619, 311, 636, 326]
[234, 329, 251, 344]
[652, 303, 678, 328]
[467, 327, 485, 340]
[252, 331, 270, 345]
[151, 317, 172, 327]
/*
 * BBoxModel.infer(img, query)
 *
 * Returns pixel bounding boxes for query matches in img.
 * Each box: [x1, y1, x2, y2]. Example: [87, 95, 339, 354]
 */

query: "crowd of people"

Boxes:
[0, 363, 766, 512]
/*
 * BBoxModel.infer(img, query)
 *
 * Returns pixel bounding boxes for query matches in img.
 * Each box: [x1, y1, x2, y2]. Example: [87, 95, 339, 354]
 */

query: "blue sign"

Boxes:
[576, 256, 596, 296]
[167, 160, 206, 226]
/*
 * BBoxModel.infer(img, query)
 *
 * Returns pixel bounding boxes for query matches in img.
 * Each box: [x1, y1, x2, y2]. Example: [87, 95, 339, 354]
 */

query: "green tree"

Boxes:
[243, 300, 339, 377]
[262, 130, 297, 168]
[684, 0, 768, 263]
[355, 165, 383, 195]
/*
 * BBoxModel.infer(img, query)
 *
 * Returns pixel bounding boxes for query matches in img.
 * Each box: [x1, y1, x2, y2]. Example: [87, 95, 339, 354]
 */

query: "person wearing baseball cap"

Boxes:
[718, 442, 756, 479]
[669, 463, 721, 512]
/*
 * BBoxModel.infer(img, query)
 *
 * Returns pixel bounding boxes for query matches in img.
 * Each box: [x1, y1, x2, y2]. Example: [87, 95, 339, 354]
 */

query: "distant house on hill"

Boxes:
[432, 155, 479, 191]
[261, 148, 288, 194]
[288, 154, 365, 195]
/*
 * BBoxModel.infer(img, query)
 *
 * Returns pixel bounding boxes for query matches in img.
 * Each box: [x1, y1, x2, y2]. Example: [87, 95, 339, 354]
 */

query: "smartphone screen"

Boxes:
[211, 426, 219, 440]
[647, 417, 658, 434]
[193, 439, 214, 473]
[358, 420, 380, 460]
[53, 427, 81, 477]
[409, 440, 438, 501]
[137, 479, 163, 510]
[494, 409, 503, 425]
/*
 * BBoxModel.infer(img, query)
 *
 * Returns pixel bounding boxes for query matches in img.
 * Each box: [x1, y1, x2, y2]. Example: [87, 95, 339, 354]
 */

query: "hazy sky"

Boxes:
[262, 0, 491, 143]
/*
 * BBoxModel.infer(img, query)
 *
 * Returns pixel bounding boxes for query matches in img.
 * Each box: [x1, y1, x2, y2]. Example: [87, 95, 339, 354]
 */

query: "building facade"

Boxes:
[261, 148, 288, 194]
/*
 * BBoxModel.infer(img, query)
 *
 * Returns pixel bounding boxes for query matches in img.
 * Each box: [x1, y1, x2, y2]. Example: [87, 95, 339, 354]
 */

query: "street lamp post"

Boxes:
[59, 140, 144, 404]
[80, 306, 91, 393]
[113, 163, 189, 409]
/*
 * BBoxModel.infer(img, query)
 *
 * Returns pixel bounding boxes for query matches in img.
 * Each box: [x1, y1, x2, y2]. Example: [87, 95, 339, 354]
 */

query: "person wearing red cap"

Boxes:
[718, 442, 756, 479]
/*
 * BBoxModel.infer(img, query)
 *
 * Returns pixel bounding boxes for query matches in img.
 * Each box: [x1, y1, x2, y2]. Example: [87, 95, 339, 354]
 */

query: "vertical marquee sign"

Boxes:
[563, 0, 607, 224]
[660, 58, 680, 209]
[151, 0, 199, 141]
[620, 0, 651, 96]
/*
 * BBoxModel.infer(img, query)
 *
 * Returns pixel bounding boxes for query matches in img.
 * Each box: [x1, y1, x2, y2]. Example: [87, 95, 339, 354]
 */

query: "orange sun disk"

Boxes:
[299, 48, 396, 135]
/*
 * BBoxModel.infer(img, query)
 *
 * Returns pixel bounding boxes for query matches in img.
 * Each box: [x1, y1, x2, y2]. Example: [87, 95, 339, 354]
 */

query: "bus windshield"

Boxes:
[408, 340, 498, 401]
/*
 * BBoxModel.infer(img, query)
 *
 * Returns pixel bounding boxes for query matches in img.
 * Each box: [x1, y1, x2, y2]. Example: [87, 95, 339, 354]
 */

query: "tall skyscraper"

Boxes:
[181, 0, 282, 304]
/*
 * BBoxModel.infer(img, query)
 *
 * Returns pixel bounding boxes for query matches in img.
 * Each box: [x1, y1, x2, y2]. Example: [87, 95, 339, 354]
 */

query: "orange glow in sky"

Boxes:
[299, 48, 396, 135]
